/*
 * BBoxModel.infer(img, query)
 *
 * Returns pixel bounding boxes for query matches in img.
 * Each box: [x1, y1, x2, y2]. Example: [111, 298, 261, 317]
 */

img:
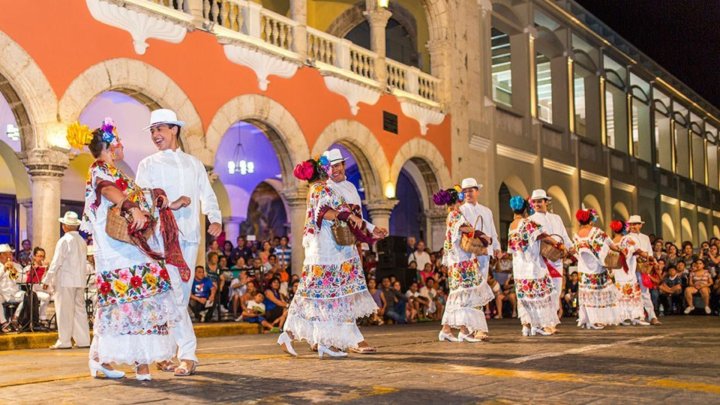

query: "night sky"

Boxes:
[576, 0, 720, 110]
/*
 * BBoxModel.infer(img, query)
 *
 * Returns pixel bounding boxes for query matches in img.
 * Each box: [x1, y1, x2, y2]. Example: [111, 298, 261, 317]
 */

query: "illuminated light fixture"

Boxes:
[5, 124, 19, 141]
[384, 181, 395, 199]
[377, 0, 389, 8]
[227, 126, 255, 175]
[358, 179, 365, 193]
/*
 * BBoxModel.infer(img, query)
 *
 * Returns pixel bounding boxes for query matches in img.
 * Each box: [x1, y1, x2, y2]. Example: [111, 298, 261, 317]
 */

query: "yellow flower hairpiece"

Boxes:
[66, 121, 93, 150]
[453, 185, 462, 193]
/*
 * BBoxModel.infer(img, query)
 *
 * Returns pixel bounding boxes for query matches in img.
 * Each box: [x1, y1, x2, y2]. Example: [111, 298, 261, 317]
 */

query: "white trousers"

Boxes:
[35, 290, 51, 321]
[551, 277, 563, 314]
[54, 287, 90, 347]
[165, 241, 199, 362]
[477, 256, 490, 280]
[637, 273, 657, 321]
[0, 291, 25, 323]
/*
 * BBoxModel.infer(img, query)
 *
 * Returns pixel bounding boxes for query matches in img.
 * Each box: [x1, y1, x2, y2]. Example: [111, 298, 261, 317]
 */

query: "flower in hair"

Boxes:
[575, 209, 592, 223]
[66, 121, 93, 150]
[610, 220, 626, 234]
[509, 195, 526, 211]
[432, 189, 451, 206]
[293, 160, 316, 181]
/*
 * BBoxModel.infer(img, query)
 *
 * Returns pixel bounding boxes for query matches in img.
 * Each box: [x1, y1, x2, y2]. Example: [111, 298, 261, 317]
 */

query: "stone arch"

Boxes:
[58, 58, 203, 158]
[0, 141, 30, 200]
[612, 201, 630, 221]
[0, 31, 58, 150]
[698, 221, 709, 244]
[547, 185, 571, 226]
[536, 27, 565, 58]
[662, 213, 676, 242]
[202, 94, 310, 189]
[312, 119, 387, 201]
[681, 218, 693, 244]
[499, 174, 529, 199]
[582, 194, 604, 228]
[390, 138, 451, 200]
[713, 224, 720, 239]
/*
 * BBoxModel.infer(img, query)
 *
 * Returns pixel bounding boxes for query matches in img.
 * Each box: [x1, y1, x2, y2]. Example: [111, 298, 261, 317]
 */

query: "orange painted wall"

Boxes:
[0, 2, 451, 169]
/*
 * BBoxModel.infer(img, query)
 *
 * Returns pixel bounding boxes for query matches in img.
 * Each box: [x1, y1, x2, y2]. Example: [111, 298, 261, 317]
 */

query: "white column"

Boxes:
[425, 207, 447, 252]
[23, 149, 68, 260]
[281, 186, 308, 275]
[364, 2, 392, 85]
[365, 199, 399, 232]
[290, 0, 307, 59]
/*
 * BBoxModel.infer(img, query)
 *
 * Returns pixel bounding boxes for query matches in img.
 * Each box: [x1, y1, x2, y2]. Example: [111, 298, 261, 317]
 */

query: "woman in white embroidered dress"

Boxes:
[76, 120, 180, 380]
[507, 196, 560, 336]
[277, 157, 377, 358]
[610, 220, 649, 326]
[573, 208, 622, 330]
[435, 187, 494, 343]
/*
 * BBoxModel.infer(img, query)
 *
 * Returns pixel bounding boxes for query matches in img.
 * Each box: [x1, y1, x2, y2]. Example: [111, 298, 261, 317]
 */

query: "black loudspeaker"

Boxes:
[376, 236, 407, 255]
[375, 267, 416, 290]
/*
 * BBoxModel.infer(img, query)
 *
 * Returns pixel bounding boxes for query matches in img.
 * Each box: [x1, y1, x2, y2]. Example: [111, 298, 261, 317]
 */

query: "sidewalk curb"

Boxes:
[0, 322, 261, 351]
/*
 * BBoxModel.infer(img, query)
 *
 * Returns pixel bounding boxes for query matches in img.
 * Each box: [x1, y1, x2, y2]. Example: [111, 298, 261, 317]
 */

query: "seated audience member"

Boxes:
[235, 280, 258, 322]
[230, 271, 251, 318]
[239, 292, 274, 332]
[418, 263, 436, 287]
[684, 259, 713, 314]
[563, 270, 579, 317]
[712, 276, 720, 315]
[22, 247, 51, 323]
[189, 266, 216, 322]
[404, 282, 423, 322]
[659, 265, 683, 315]
[380, 277, 407, 324]
[419, 278, 439, 320]
[501, 274, 518, 318]
[367, 278, 385, 325]
[230, 257, 250, 279]
[264, 277, 288, 330]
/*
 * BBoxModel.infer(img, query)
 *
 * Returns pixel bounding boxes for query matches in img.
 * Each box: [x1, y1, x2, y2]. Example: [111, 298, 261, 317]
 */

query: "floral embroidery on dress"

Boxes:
[579, 272, 611, 290]
[82, 160, 151, 233]
[508, 219, 543, 253]
[573, 227, 609, 260]
[298, 256, 367, 299]
[96, 262, 172, 307]
[303, 182, 351, 238]
[447, 258, 485, 290]
[515, 275, 553, 299]
[615, 280, 641, 301]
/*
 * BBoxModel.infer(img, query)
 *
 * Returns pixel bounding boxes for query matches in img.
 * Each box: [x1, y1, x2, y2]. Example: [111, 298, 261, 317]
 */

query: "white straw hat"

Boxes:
[530, 189, 552, 201]
[144, 109, 185, 130]
[59, 211, 81, 227]
[627, 215, 645, 224]
[461, 178, 482, 190]
[322, 148, 347, 164]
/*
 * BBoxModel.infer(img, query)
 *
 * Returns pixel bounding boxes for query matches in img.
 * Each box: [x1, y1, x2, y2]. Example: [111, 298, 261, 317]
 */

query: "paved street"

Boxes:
[0, 317, 718, 404]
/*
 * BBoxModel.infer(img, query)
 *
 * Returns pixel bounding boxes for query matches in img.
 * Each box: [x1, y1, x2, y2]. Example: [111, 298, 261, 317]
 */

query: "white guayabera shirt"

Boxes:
[327, 179, 376, 233]
[136, 148, 222, 245]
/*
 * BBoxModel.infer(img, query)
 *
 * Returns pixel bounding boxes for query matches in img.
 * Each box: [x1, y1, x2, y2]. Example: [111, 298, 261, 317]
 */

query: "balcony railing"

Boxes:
[117, 0, 442, 106]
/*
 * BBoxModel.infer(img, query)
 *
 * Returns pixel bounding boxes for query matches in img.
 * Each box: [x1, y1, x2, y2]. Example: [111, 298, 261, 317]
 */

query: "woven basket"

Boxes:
[106, 195, 155, 244]
[541, 234, 566, 262]
[460, 215, 489, 256]
[604, 252, 622, 269]
[332, 220, 356, 246]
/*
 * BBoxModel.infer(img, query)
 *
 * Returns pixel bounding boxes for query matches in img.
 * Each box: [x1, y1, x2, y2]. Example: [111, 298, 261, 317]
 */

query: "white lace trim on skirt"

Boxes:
[517, 295, 560, 329]
[89, 334, 175, 366]
[283, 316, 365, 349]
[441, 283, 494, 332]
[94, 289, 181, 336]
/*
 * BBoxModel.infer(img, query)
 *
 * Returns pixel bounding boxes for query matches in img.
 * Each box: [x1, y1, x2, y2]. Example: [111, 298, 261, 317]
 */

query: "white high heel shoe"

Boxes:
[89, 360, 125, 379]
[438, 331, 459, 342]
[277, 332, 298, 357]
[521, 325, 532, 336]
[457, 332, 483, 342]
[632, 319, 650, 326]
[134, 365, 152, 381]
[586, 323, 605, 330]
[318, 345, 347, 358]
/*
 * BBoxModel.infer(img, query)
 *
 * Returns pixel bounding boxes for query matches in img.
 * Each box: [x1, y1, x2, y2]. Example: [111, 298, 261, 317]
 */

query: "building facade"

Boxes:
[0, 0, 717, 270]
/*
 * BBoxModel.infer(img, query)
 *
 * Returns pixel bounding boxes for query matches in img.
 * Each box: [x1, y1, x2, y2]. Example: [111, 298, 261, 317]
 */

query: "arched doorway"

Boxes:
[345, 18, 419, 68]
[0, 85, 32, 247]
[390, 167, 424, 241]
[214, 121, 288, 246]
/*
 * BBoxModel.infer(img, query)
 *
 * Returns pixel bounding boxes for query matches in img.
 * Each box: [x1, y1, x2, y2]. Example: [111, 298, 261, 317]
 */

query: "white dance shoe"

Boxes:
[88, 360, 125, 379]
[135, 373, 152, 381]
[318, 345, 347, 358]
[438, 331, 459, 342]
[531, 327, 552, 336]
[586, 323, 605, 330]
[457, 332, 484, 342]
[632, 319, 650, 326]
[521, 325, 533, 336]
[277, 332, 298, 357]
[619, 320, 632, 326]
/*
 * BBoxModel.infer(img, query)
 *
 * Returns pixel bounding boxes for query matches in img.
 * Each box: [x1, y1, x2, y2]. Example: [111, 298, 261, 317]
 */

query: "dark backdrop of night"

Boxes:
[575, 0, 720, 110]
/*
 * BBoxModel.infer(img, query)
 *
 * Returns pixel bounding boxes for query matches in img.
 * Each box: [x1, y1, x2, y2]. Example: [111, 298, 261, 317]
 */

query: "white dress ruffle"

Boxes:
[442, 283, 495, 333]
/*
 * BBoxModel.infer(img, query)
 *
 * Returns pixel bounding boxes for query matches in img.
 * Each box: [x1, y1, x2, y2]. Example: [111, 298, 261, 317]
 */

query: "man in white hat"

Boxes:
[459, 178, 501, 279]
[136, 108, 222, 375]
[322, 147, 388, 353]
[43, 211, 90, 348]
[528, 189, 573, 318]
[626, 215, 660, 325]
[0, 244, 25, 332]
